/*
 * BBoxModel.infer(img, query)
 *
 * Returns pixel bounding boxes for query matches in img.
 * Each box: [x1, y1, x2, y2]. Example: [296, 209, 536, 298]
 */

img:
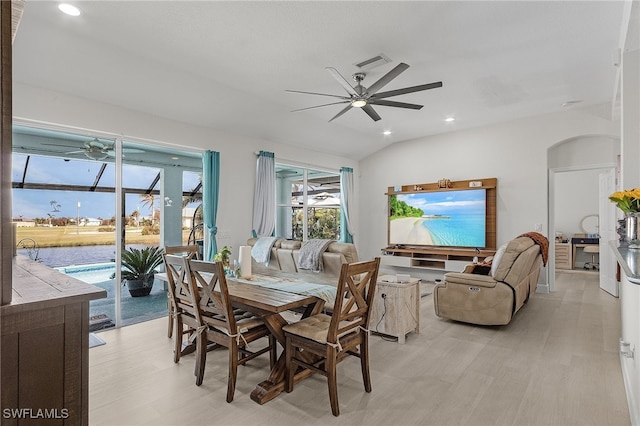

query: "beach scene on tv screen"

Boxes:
[389, 189, 486, 247]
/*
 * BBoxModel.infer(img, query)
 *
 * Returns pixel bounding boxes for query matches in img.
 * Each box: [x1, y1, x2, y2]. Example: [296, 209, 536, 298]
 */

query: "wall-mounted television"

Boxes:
[388, 188, 488, 248]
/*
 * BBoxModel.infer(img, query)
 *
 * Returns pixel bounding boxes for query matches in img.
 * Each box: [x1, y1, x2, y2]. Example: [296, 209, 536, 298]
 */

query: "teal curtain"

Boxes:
[252, 151, 276, 237]
[203, 150, 220, 261]
[340, 167, 354, 243]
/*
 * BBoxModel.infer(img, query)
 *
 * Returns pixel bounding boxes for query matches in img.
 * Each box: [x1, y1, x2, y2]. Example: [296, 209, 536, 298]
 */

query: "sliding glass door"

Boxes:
[12, 125, 202, 329]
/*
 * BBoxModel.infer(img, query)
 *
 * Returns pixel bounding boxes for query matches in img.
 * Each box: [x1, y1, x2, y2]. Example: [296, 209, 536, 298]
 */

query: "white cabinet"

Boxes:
[381, 247, 495, 273]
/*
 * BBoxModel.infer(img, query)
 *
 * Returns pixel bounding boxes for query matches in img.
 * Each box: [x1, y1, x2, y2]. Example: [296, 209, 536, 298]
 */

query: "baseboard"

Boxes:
[620, 354, 639, 426]
[536, 283, 550, 293]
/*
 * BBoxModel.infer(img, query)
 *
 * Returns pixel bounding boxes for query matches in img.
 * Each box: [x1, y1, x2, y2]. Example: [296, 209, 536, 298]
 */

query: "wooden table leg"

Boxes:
[250, 300, 323, 404]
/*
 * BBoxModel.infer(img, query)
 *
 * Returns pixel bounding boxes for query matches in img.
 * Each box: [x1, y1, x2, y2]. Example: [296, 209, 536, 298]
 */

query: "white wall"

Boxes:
[359, 109, 619, 283]
[13, 83, 359, 260]
[554, 169, 601, 238]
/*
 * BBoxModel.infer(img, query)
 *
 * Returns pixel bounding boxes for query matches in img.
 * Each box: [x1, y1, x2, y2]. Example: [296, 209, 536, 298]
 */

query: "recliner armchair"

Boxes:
[433, 234, 546, 325]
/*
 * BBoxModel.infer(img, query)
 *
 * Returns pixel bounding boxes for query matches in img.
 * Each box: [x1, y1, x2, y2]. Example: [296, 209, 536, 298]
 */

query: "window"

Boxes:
[275, 164, 341, 241]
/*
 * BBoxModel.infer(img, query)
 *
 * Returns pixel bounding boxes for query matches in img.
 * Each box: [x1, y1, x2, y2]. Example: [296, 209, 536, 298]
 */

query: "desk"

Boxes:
[156, 268, 330, 404]
[571, 237, 599, 269]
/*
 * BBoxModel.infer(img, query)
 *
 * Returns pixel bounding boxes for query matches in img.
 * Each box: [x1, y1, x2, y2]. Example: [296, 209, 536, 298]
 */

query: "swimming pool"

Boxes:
[55, 262, 116, 284]
[56, 262, 168, 329]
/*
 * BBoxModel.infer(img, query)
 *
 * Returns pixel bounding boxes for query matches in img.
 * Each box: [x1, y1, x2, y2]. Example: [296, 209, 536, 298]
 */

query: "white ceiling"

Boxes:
[12, 1, 631, 160]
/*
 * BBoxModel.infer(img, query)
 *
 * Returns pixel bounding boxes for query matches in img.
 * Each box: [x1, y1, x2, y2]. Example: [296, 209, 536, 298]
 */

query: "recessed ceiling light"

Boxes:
[58, 3, 81, 16]
[444, 117, 455, 122]
[383, 130, 392, 136]
[171, 156, 179, 160]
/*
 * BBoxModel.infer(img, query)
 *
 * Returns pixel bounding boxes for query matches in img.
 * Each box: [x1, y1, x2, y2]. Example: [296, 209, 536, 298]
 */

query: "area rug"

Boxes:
[89, 313, 115, 332]
[89, 333, 106, 348]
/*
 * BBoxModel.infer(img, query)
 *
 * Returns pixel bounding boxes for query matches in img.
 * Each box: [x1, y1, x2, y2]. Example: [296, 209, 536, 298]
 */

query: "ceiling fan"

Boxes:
[43, 138, 145, 160]
[286, 62, 442, 122]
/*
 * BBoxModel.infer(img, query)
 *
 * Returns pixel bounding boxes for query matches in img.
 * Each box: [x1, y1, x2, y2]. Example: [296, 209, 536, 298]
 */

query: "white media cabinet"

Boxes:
[380, 246, 496, 273]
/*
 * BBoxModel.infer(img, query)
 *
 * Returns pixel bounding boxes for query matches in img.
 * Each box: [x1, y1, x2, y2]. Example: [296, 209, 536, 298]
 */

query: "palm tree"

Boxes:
[130, 209, 140, 227]
[139, 194, 156, 226]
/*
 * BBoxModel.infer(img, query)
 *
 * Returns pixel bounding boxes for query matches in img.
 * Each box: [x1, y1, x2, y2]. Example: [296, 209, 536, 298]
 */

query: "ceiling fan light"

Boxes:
[351, 99, 367, 108]
[84, 151, 108, 161]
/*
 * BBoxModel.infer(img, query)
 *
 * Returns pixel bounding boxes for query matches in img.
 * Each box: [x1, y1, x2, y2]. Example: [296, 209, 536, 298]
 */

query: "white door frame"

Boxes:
[548, 163, 616, 292]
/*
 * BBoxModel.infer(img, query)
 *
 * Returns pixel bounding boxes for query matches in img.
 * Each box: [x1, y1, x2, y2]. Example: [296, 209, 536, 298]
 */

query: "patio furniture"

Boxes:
[283, 258, 381, 416]
[164, 245, 201, 338]
[186, 259, 276, 402]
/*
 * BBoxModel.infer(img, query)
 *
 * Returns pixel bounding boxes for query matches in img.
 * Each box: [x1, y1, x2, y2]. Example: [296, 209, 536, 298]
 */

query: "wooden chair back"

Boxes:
[328, 258, 381, 345]
[163, 254, 199, 319]
[187, 259, 238, 335]
[164, 244, 201, 260]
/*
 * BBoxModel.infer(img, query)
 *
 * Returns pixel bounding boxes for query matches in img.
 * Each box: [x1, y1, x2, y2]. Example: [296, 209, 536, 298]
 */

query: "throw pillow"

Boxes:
[490, 243, 508, 277]
[470, 265, 492, 275]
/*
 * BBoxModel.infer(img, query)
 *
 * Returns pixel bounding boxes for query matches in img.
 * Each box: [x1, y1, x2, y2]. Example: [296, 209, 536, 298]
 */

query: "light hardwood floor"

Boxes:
[88, 271, 630, 425]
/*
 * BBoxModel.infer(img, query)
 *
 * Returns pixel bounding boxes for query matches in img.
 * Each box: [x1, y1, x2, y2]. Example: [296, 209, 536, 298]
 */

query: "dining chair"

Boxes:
[283, 257, 380, 416]
[163, 253, 200, 363]
[164, 245, 201, 338]
[186, 258, 277, 402]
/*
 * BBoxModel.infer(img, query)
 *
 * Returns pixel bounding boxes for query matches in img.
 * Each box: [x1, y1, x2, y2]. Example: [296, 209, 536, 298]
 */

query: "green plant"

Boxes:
[213, 246, 232, 264]
[110, 246, 164, 282]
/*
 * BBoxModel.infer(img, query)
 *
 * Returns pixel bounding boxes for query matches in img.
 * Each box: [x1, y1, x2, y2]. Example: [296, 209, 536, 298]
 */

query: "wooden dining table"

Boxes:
[156, 267, 332, 404]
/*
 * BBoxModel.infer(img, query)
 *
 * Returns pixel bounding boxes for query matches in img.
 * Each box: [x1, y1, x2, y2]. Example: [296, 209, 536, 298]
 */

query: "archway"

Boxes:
[547, 134, 619, 293]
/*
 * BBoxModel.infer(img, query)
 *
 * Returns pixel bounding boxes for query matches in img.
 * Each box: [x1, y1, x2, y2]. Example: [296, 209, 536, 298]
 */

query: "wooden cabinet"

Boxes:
[370, 275, 420, 344]
[380, 246, 495, 273]
[1, 256, 106, 425]
[555, 242, 572, 269]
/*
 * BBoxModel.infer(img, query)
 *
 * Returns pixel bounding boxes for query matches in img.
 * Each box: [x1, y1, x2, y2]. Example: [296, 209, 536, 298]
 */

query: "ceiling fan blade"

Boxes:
[326, 67, 357, 95]
[286, 89, 349, 100]
[368, 99, 423, 110]
[292, 100, 350, 113]
[372, 81, 443, 100]
[365, 62, 410, 96]
[42, 143, 84, 149]
[121, 148, 145, 153]
[64, 150, 86, 155]
[362, 104, 381, 122]
[328, 104, 353, 122]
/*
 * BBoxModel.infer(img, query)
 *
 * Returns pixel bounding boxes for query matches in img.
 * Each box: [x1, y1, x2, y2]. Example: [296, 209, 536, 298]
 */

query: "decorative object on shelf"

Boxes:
[413, 185, 423, 191]
[437, 178, 452, 188]
[609, 189, 640, 247]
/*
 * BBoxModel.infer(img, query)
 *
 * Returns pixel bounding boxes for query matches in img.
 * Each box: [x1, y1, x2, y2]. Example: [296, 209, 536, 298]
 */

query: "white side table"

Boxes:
[370, 275, 420, 344]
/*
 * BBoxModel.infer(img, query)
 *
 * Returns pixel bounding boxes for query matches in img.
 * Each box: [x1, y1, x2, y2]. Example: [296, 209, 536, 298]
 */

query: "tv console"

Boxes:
[380, 246, 496, 273]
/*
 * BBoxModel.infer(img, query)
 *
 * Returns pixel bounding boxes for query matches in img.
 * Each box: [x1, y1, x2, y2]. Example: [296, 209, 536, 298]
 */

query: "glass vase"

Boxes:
[626, 212, 640, 249]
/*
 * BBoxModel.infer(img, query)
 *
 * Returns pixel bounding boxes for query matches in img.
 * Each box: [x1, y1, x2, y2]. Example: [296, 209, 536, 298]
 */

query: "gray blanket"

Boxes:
[297, 239, 333, 272]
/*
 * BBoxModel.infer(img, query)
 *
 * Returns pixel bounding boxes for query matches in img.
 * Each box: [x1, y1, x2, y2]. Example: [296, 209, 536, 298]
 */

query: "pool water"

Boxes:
[56, 262, 168, 329]
[55, 262, 116, 284]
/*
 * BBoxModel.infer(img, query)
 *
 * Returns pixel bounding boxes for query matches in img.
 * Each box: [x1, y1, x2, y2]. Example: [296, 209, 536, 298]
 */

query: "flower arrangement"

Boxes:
[213, 245, 232, 267]
[609, 189, 640, 214]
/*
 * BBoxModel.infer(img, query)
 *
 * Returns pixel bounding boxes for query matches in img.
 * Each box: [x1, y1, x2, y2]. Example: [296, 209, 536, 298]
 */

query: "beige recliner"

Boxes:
[433, 235, 545, 325]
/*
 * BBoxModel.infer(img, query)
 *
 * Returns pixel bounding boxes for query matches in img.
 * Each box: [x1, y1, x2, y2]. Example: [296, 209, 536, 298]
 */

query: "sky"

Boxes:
[12, 154, 201, 220]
